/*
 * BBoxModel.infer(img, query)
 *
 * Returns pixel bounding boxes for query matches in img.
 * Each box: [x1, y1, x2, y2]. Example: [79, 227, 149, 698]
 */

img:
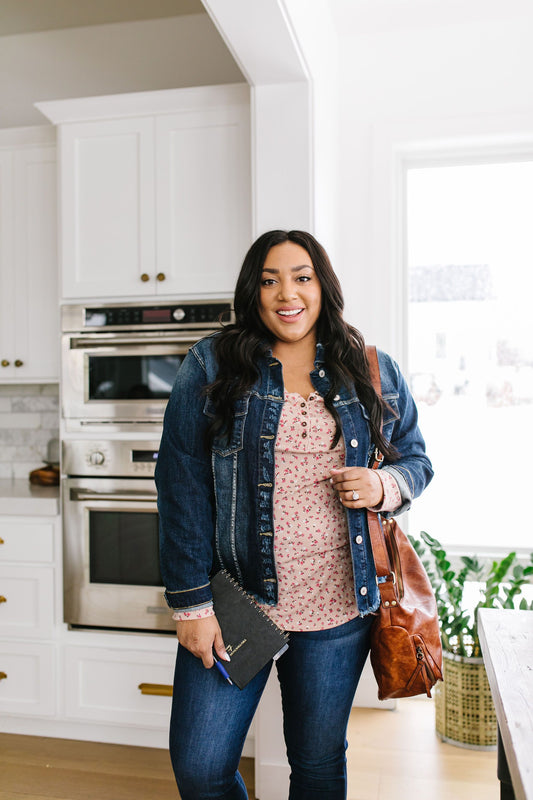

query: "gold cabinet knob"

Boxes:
[140, 273, 150, 282]
[14, 359, 23, 367]
[0, 596, 6, 604]
[156, 272, 166, 282]
[0, 537, 4, 544]
[0, 672, 7, 681]
[1, 360, 9, 367]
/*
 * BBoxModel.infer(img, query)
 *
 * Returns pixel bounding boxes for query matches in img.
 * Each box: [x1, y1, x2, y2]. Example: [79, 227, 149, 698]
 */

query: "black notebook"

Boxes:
[210, 570, 289, 689]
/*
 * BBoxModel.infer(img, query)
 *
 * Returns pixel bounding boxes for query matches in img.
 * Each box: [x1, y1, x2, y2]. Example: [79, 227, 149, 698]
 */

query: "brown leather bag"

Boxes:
[366, 346, 443, 700]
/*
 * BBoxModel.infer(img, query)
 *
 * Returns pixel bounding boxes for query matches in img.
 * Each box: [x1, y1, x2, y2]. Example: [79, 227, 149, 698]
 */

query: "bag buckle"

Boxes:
[376, 571, 396, 585]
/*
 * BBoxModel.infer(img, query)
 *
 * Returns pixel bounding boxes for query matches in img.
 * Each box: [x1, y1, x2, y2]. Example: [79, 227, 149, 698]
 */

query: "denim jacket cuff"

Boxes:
[164, 582, 213, 611]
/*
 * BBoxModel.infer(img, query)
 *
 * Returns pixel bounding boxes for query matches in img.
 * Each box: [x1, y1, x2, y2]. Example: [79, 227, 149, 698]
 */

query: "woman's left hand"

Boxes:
[329, 466, 383, 508]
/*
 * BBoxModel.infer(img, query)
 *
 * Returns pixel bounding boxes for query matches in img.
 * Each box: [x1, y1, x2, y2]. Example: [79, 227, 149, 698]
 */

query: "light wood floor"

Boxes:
[0, 697, 498, 800]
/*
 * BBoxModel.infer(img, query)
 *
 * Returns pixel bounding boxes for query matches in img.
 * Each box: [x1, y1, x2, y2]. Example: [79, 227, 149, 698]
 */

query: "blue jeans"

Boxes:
[169, 614, 373, 800]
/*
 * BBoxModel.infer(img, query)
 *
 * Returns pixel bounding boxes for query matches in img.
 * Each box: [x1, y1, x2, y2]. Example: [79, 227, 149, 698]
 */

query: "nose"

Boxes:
[277, 277, 296, 301]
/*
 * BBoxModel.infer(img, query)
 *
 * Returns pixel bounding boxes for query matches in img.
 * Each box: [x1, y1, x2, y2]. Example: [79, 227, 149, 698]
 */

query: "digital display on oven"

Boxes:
[132, 450, 159, 462]
[142, 308, 171, 323]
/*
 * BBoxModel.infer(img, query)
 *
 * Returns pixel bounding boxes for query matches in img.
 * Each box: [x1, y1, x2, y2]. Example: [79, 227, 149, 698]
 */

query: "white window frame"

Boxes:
[370, 115, 533, 563]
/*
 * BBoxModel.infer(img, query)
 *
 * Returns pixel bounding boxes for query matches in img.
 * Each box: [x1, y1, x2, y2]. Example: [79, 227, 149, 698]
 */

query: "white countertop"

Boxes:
[0, 479, 60, 516]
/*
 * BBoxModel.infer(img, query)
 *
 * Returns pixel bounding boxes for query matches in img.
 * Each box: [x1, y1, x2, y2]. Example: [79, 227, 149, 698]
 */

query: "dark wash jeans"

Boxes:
[169, 614, 373, 800]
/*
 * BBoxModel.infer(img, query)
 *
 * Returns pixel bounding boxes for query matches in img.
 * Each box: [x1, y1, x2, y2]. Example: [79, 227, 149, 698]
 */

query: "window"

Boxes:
[406, 160, 533, 553]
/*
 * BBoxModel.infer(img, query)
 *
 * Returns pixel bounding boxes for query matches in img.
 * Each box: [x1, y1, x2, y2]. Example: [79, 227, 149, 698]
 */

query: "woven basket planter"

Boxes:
[434, 651, 497, 750]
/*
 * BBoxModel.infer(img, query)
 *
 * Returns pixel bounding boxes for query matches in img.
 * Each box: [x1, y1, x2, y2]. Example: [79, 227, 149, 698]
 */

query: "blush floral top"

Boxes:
[173, 391, 401, 629]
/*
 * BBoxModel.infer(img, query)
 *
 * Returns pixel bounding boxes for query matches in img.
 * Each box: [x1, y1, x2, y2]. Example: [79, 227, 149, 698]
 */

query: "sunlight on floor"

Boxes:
[347, 697, 498, 800]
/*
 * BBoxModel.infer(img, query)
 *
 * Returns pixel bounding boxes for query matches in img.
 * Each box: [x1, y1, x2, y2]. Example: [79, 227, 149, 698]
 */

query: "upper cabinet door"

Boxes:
[60, 117, 156, 299]
[0, 139, 59, 383]
[0, 151, 16, 377]
[13, 146, 58, 381]
[155, 102, 251, 296]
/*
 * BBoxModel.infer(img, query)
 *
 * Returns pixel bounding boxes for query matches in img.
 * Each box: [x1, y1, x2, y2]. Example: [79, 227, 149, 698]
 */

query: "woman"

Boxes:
[155, 230, 433, 800]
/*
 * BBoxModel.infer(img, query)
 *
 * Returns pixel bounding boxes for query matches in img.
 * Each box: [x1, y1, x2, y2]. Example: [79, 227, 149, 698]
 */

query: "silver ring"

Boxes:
[352, 490, 360, 501]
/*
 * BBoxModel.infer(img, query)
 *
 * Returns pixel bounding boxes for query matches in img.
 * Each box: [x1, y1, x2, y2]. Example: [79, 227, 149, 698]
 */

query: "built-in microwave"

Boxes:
[61, 300, 232, 433]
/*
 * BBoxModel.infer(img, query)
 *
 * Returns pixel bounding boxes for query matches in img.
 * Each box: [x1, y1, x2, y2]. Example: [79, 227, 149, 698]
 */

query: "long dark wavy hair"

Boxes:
[205, 230, 398, 460]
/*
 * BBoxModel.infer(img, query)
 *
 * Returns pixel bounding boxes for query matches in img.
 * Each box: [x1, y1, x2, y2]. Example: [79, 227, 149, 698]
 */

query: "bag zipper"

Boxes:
[414, 643, 436, 697]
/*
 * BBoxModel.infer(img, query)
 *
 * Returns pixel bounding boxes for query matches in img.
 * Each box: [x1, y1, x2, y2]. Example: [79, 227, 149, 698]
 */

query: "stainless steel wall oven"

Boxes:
[62, 439, 173, 632]
[61, 300, 231, 433]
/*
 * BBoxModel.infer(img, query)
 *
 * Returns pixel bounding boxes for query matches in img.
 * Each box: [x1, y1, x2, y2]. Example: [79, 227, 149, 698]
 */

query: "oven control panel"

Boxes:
[61, 300, 233, 332]
[63, 440, 160, 478]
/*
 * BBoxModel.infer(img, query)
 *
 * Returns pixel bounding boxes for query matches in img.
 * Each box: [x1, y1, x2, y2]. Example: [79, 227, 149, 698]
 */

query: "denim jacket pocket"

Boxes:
[204, 394, 250, 456]
[360, 393, 399, 451]
[382, 392, 400, 440]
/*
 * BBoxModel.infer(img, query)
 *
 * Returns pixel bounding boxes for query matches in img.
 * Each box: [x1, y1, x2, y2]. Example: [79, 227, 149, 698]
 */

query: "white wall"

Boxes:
[333, 5, 533, 361]
[0, 14, 243, 128]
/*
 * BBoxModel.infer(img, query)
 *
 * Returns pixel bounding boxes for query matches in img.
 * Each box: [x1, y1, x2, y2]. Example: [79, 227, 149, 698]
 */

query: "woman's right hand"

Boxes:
[175, 615, 230, 669]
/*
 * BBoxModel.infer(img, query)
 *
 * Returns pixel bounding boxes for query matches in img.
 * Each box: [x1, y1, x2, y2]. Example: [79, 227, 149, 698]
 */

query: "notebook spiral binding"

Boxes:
[219, 570, 290, 641]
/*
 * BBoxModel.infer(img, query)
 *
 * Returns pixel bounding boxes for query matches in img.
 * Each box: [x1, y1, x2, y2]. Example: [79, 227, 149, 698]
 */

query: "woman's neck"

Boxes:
[272, 338, 317, 398]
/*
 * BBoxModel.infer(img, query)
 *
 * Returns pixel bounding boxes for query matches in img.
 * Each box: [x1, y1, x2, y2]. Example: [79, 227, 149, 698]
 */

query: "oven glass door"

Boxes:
[63, 477, 173, 632]
[88, 508, 162, 586]
[62, 336, 192, 430]
[88, 353, 181, 402]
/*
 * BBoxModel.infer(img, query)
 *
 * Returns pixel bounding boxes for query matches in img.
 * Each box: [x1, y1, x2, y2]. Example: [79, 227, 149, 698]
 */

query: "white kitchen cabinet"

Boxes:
[64, 642, 176, 728]
[59, 116, 156, 299]
[155, 103, 250, 296]
[0, 513, 59, 718]
[0, 565, 55, 639]
[0, 128, 58, 382]
[47, 84, 251, 300]
[0, 641, 56, 717]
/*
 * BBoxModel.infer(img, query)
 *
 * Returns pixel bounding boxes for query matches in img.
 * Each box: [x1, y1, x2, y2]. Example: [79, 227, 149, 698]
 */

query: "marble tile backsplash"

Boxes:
[0, 384, 59, 479]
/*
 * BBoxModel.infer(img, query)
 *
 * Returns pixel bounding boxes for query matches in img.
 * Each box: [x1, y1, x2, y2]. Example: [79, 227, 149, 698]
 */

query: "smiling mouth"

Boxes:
[277, 308, 304, 317]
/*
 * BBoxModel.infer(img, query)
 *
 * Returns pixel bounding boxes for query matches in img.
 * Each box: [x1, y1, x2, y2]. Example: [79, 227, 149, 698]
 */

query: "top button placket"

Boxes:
[300, 400, 308, 439]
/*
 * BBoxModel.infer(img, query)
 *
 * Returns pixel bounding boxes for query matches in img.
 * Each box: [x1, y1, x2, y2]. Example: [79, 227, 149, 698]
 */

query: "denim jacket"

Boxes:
[155, 336, 433, 618]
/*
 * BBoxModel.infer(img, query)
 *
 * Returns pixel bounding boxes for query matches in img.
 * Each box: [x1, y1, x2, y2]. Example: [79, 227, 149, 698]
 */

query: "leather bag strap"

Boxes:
[365, 346, 398, 604]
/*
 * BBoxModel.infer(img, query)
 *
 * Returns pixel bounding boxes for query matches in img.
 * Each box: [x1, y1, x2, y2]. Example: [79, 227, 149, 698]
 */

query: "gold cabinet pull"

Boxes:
[0, 537, 4, 544]
[138, 682, 173, 697]
[156, 272, 166, 282]
[0, 596, 6, 604]
[14, 359, 23, 367]
[140, 273, 150, 282]
[0, 672, 7, 681]
[1, 360, 9, 367]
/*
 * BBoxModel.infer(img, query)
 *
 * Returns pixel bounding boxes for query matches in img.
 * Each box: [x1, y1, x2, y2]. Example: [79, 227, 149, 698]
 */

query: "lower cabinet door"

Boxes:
[64, 644, 177, 728]
[0, 566, 54, 639]
[0, 641, 55, 716]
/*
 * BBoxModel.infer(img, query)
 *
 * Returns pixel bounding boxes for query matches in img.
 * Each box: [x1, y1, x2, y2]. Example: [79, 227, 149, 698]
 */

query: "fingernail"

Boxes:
[221, 651, 231, 662]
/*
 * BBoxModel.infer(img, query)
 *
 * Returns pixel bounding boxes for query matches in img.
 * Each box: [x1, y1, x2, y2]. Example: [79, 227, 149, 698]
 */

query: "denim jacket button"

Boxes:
[350, 438, 358, 448]
[334, 394, 340, 401]
[318, 369, 325, 378]
[355, 535, 363, 545]
[359, 586, 368, 596]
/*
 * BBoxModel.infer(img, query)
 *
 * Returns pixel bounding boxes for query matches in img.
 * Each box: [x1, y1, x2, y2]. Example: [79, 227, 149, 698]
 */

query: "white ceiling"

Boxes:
[4, 0, 532, 40]
[0, 0, 205, 37]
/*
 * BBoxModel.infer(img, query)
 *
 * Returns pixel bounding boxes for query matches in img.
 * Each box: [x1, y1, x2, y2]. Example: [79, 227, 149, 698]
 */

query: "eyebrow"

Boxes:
[261, 265, 314, 274]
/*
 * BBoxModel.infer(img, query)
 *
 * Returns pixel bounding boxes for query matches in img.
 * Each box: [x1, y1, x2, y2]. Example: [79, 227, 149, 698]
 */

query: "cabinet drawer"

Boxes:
[64, 644, 177, 728]
[0, 641, 55, 716]
[0, 521, 54, 563]
[0, 566, 54, 638]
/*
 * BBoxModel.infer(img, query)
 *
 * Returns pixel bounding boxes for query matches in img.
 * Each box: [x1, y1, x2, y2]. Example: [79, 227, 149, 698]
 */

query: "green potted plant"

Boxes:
[409, 531, 533, 749]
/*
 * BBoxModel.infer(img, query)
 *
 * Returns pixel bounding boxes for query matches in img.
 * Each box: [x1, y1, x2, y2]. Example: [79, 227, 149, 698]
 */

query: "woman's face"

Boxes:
[258, 241, 322, 347]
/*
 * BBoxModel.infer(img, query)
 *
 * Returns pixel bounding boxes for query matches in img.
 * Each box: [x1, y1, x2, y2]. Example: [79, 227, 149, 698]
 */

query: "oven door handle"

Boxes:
[69, 333, 202, 348]
[70, 488, 158, 502]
